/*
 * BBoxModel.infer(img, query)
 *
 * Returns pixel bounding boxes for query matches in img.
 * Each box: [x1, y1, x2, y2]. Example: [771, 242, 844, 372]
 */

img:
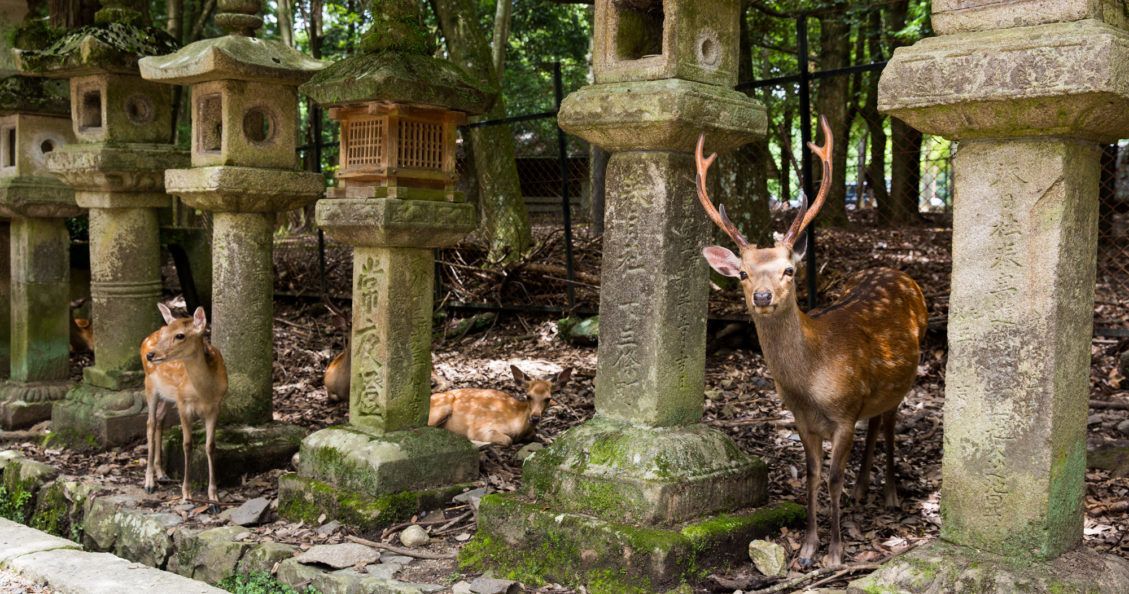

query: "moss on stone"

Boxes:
[277, 472, 465, 532]
[16, 22, 179, 75]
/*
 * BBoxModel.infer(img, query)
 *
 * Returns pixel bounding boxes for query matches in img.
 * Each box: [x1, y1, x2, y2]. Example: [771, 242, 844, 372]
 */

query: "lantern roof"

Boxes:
[13, 0, 178, 77]
[0, 76, 69, 116]
[139, 0, 324, 86]
[300, 0, 495, 115]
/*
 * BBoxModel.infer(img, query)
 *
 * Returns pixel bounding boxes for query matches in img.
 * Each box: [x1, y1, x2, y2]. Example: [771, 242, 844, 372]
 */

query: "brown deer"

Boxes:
[428, 366, 572, 445]
[141, 304, 228, 505]
[697, 117, 927, 568]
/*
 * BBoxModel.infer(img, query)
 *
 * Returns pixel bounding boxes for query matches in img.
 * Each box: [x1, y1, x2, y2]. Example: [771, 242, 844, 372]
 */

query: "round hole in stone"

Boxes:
[242, 107, 274, 144]
[698, 36, 720, 67]
[40, 139, 55, 154]
[125, 95, 155, 125]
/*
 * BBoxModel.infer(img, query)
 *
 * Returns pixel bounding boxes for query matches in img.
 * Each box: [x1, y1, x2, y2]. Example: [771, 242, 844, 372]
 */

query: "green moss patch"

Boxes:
[277, 472, 466, 533]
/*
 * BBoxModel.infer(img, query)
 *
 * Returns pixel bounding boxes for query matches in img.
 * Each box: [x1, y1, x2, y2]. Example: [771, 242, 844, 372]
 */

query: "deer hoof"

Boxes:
[207, 503, 221, 515]
[144, 485, 155, 495]
[796, 556, 814, 570]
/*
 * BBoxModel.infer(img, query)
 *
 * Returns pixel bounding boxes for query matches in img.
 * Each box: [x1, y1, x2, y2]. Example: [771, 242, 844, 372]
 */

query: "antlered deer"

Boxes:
[141, 304, 228, 505]
[428, 366, 572, 445]
[697, 117, 927, 568]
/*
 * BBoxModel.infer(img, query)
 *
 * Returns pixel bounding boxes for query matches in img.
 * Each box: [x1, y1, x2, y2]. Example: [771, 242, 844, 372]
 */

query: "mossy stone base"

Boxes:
[523, 416, 767, 525]
[50, 383, 158, 450]
[277, 473, 469, 533]
[161, 423, 305, 488]
[296, 425, 478, 496]
[847, 540, 1129, 593]
[464, 493, 804, 593]
[0, 380, 72, 429]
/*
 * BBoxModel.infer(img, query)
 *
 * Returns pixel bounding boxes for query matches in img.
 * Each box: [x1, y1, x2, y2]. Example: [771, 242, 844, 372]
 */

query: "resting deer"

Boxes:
[428, 366, 572, 445]
[141, 304, 228, 505]
[696, 117, 927, 568]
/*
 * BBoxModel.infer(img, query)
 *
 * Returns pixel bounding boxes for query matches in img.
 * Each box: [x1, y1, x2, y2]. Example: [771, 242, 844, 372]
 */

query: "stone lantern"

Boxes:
[276, 0, 493, 529]
[138, 0, 325, 479]
[466, 0, 794, 590]
[0, 75, 77, 429]
[14, 0, 189, 448]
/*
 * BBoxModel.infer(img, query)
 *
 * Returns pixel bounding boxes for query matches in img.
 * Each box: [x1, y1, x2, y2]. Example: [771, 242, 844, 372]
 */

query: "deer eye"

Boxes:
[738, 271, 748, 280]
[783, 267, 795, 277]
[174, 333, 185, 340]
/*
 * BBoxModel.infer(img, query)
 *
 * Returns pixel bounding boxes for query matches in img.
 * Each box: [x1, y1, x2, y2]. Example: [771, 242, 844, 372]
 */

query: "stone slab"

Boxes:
[52, 384, 157, 450]
[465, 493, 804, 592]
[8, 549, 225, 593]
[316, 198, 477, 249]
[0, 516, 79, 563]
[277, 473, 468, 533]
[879, 20, 1129, 142]
[164, 167, 324, 213]
[139, 35, 324, 86]
[276, 557, 443, 594]
[0, 176, 78, 218]
[46, 142, 187, 195]
[847, 540, 1129, 593]
[931, 0, 1129, 35]
[162, 423, 304, 488]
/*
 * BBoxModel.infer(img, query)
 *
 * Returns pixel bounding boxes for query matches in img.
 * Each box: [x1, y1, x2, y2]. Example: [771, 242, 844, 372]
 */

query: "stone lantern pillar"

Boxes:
[14, 0, 188, 448]
[0, 76, 77, 429]
[139, 0, 324, 480]
[276, 0, 494, 529]
[851, 2, 1129, 590]
[466, 1, 799, 590]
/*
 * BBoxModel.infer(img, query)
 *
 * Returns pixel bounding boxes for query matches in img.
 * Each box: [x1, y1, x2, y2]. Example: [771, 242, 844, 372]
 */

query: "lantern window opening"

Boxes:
[614, 0, 665, 61]
[243, 106, 275, 145]
[40, 139, 55, 155]
[80, 89, 103, 130]
[398, 119, 444, 171]
[1, 126, 14, 169]
[197, 94, 222, 153]
[344, 116, 386, 169]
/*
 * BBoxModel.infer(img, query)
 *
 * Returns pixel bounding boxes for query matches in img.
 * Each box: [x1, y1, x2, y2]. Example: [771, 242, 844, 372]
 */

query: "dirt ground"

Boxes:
[6, 213, 1129, 593]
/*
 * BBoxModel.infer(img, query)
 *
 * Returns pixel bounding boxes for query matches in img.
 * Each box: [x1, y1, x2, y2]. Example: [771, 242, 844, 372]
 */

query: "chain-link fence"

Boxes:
[1101, 143, 1129, 329]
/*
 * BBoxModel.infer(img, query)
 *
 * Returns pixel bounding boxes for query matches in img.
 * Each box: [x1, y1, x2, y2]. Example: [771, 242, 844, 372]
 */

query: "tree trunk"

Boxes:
[431, 0, 531, 264]
[716, 0, 773, 246]
[883, 0, 922, 224]
[492, 0, 513, 81]
[278, 0, 294, 47]
[813, 7, 851, 226]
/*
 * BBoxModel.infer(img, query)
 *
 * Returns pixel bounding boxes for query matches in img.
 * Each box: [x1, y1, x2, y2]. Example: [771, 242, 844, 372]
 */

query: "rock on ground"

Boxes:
[295, 543, 380, 569]
[399, 525, 431, 547]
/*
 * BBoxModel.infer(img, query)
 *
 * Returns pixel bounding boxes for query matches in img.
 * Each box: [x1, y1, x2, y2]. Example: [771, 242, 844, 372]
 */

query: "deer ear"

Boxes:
[510, 365, 529, 387]
[553, 367, 573, 388]
[702, 246, 743, 278]
[75, 319, 90, 329]
[192, 307, 207, 331]
[791, 232, 808, 263]
[157, 303, 176, 325]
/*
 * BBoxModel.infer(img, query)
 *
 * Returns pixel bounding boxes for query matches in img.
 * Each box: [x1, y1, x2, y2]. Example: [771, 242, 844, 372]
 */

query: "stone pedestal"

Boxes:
[465, 3, 793, 589]
[865, 4, 1129, 591]
[278, 196, 480, 528]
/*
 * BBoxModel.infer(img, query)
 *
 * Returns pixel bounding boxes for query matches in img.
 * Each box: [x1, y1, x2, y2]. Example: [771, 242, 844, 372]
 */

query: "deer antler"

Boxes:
[695, 134, 749, 249]
[782, 115, 834, 248]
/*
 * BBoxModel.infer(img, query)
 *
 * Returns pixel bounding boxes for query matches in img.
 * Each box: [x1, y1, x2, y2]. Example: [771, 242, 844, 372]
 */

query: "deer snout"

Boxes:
[530, 414, 542, 425]
[753, 290, 773, 307]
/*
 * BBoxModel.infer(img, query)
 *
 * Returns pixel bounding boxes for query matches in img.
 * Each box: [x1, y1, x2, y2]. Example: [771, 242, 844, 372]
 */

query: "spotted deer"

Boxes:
[141, 304, 228, 505]
[428, 366, 572, 445]
[697, 117, 927, 568]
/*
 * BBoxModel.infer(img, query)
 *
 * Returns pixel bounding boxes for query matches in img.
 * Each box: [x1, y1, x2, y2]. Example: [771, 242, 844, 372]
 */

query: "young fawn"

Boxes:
[69, 299, 94, 354]
[428, 366, 572, 445]
[141, 304, 228, 504]
[697, 117, 927, 568]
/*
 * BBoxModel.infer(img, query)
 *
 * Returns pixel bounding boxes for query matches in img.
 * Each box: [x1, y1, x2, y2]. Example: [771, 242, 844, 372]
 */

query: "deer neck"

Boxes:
[751, 297, 817, 394]
[182, 344, 219, 392]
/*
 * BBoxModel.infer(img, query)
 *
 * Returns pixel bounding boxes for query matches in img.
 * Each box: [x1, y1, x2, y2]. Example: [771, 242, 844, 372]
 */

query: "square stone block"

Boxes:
[0, 113, 73, 178]
[592, 0, 742, 87]
[46, 142, 187, 197]
[0, 176, 78, 218]
[932, 0, 1128, 35]
[164, 166, 324, 213]
[316, 197, 477, 249]
[879, 20, 1129, 141]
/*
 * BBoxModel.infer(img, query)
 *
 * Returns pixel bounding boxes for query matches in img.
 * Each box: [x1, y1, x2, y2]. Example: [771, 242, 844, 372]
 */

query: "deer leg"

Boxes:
[473, 428, 513, 446]
[179, 413, 193, 503]
[153, 399, 169, 482]
[143, 391, 158, 494]
[851, 416, 881, 502]
[826, 424, 856, 567]
[204, 414, 218, 508]
[795, 425, 824, 569]
[882, 409, 900, 509]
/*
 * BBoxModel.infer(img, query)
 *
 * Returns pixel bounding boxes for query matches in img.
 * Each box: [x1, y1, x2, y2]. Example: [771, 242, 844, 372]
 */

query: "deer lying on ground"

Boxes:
[697, 117, 927, 568]
[141, 304, 228, 505]
[324, 347, 450, 402]
[428, 366, 572, 445]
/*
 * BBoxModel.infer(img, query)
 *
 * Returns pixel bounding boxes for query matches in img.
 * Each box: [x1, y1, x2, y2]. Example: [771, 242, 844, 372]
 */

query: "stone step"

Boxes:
[0, 517, 223, 594]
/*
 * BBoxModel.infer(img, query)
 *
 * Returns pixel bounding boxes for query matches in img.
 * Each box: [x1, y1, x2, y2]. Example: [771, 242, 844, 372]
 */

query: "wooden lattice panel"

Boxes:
[398, 119, 444, 171]
[345, 117, 386, 169]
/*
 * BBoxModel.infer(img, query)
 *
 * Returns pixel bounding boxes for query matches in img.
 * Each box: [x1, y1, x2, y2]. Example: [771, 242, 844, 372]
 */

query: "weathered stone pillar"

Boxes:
[851, 3, 1129, 591]
[0, 221, 9, 378]
[0, 78, 78, 428]
[275, 0, 492, 530]
[140, 0, 324, 481]
[467, 1, 801, 590]
[15, 0, 188, 448]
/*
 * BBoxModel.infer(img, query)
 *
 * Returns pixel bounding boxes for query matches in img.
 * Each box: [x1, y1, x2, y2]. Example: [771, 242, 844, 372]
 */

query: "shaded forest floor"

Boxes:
[8, 213, 1129, 592]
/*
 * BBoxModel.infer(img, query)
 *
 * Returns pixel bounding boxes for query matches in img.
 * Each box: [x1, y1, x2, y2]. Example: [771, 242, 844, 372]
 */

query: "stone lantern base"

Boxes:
[848, 541, 1129, 593]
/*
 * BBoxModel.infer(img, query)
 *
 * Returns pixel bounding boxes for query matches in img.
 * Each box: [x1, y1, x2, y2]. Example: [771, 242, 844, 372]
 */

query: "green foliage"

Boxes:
[218, 572, 319, 594]
[0, 484, 32, 522]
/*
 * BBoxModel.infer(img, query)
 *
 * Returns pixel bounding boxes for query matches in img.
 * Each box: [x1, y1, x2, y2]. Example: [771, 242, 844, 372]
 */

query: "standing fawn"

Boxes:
[429, 366, 572, 445]
[697, 117, 927, 568]
[141, 304, 228, 504]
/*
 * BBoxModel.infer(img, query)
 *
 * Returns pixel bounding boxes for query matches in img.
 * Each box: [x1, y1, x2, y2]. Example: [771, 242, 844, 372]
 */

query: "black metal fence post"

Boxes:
[796, 15, 818, 310]
[554, 61, 577, 310]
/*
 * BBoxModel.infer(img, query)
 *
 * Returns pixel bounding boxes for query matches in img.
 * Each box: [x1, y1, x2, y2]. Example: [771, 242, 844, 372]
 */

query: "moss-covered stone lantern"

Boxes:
[138, 0, 325, 480]
[14, 0, 189, 448]
[0, 70, 77, 429]
[276, 0, 494, 529]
